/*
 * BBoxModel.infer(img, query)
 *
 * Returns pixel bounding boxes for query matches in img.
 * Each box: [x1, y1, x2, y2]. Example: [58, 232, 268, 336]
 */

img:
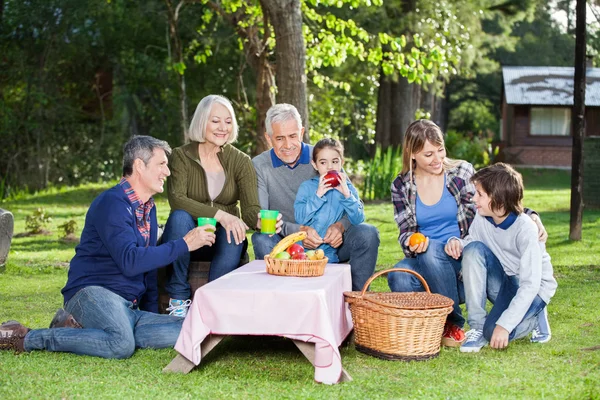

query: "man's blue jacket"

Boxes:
[62, 184, 188, 312]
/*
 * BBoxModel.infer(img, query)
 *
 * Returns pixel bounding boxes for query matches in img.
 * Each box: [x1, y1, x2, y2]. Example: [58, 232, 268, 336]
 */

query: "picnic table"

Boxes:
[163, 260, 354, 384]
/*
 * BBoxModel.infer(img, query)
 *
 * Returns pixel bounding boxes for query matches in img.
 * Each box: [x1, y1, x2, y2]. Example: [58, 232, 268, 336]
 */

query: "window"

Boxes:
[530, 107, 571, 136]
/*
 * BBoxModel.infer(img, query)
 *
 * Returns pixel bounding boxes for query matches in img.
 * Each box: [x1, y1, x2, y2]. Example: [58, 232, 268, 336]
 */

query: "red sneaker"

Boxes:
[442, 322, 466, 347]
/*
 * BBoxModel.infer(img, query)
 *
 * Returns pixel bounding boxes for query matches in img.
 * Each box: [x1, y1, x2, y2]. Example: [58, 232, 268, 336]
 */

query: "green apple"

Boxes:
[274, 251, 291, 260]
[305, 250, 316, 260]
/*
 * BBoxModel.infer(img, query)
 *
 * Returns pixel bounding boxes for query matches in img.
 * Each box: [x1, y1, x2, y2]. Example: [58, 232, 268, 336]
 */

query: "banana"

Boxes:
[269, 231, 307, 258]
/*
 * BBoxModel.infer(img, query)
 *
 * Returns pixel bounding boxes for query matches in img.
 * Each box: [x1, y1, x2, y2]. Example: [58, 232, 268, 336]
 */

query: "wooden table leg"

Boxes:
[292, 340, 353, 383]
[163, 334, 226, 374]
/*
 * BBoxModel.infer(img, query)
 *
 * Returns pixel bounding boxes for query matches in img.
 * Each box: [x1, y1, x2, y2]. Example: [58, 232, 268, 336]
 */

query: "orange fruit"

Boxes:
[409, 232, 427, 247]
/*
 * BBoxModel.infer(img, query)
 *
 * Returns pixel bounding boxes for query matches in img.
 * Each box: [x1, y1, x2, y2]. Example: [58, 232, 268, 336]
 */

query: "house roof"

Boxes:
[502, 66, 600, 106]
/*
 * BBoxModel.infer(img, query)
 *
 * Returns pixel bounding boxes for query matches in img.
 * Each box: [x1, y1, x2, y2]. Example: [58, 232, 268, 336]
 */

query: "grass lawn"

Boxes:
[1, 168, 599, 399]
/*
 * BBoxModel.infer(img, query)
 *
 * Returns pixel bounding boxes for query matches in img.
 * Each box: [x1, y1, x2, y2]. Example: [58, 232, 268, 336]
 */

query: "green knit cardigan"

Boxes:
[167, 141, 260, 229]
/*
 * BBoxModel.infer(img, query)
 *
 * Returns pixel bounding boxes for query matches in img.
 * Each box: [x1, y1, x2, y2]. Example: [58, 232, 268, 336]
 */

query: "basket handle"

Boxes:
[359, 268, 431, 297]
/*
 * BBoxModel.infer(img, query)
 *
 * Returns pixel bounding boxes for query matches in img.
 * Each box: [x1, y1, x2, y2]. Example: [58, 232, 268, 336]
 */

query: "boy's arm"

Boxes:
[495, 224, 543, 333]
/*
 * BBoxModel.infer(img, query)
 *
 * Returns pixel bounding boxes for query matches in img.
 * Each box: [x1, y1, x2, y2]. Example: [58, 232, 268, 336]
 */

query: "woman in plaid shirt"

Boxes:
[388, 120, 547, 347]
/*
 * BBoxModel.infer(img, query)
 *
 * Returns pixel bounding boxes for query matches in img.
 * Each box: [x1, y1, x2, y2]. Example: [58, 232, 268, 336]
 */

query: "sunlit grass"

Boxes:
[1, 170, 599, 399]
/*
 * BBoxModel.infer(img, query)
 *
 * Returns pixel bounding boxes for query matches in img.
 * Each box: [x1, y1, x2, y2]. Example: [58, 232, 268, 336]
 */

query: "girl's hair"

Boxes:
[401, 119, 461, 174]
[471, 162, 524, 216]
[312, 138, 345, 163]
[188, 95, 239, 144]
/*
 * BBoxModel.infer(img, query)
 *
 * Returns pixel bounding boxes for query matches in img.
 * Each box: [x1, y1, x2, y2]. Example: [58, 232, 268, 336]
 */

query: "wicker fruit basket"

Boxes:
[344, 268, 453, 361]
[264, 255, 328, 277]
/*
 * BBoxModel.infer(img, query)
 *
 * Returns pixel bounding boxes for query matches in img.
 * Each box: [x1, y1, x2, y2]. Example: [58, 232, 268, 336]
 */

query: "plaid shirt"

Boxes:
[391, 161, 476, 258]
[119, 177, 154, 247]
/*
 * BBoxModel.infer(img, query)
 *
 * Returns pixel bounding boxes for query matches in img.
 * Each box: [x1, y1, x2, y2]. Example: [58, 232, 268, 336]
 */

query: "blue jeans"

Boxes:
[462, 241, 546, 341]
[23, 286, 183, 358]
[162, 210, 246, 300]
[252, 223, 380, 291]
[387, 240, 466, 327]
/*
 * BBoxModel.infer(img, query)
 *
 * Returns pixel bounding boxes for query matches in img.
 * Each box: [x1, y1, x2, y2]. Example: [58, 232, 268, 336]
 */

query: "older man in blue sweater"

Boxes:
[0, 136, 215, 358]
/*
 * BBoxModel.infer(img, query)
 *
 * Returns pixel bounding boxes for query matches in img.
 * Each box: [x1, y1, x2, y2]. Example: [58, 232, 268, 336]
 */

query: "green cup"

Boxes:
[260, 210, 279, 234]
[197, 217, 217, 232]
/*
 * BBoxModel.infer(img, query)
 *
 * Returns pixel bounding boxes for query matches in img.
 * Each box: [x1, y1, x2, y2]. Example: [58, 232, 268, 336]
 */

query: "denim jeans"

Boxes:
[162, 210, 245, 299]
[23, 286, 183, 358]
[462, 241, 546, 341]
[387, 240, 466, 327]
[252, 223, 380, 291]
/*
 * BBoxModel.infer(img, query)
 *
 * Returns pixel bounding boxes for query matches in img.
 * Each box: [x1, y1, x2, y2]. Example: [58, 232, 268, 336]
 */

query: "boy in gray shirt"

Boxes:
[444, 163, 557, 352]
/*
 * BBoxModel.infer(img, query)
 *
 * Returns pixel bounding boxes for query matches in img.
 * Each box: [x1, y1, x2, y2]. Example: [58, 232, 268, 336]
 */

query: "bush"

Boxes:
[444, 130, 493, 170]
[25, 208, 52, 234]
[361, 145, 402, 201]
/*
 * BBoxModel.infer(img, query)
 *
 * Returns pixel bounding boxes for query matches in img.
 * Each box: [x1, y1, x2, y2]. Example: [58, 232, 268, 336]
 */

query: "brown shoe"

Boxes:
[49, 309, 82, 329]
[0, 320, 30, 353]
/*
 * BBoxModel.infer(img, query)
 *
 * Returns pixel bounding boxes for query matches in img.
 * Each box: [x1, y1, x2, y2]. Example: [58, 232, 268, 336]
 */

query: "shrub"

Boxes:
[25, 208, 52, 234]
[361, 145, 402, 201]
[58, 220, 78, 238]
[444, 130, 493, 170]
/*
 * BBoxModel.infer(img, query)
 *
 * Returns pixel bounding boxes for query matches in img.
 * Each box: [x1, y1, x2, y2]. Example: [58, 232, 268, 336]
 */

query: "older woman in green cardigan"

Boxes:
[162, 95, 261, 317]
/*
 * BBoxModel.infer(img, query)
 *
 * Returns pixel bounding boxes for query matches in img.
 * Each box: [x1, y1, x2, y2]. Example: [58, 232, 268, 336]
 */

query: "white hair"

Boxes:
[265, 104, 302, 136]
[188, 95, 239, 143]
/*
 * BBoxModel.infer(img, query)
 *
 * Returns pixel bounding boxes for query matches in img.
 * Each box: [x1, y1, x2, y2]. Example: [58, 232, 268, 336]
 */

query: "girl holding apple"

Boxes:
[293, 138, 365, 262]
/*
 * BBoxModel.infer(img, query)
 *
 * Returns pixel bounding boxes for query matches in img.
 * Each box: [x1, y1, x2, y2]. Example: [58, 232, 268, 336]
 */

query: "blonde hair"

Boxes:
[188, 95, 239, 143]
[401, 119, 461, 175]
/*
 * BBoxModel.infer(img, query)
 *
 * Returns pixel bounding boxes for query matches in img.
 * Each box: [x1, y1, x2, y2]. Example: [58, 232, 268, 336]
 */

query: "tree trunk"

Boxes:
[569, 0, 586, 241]
[374, 74, 421, 150]
[260, 0, 309, 143]
[165, 0, 189, 144]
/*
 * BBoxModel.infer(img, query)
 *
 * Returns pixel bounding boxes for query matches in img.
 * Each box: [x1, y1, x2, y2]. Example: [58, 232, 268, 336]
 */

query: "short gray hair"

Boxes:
[122, 135, 172, 177]
[265, 104, 302, 136]
[188, 95, 239, 143]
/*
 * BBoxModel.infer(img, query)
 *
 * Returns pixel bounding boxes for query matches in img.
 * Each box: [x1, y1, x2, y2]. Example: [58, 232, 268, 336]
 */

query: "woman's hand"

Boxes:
[183, 226, 216, 251]
[530, 214, 548, 243]
[406, 234, 429, 254]
[215, 210, 249, 245]
[444, 239, 463, 260]
[334, 172, 351, 198]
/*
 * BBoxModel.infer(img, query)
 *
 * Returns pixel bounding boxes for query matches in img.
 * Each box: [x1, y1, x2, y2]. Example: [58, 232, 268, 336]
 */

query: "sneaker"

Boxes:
[49, 309, 83, 329]
[460, 329, 487, 353]
[0, 320, 30, 353]
[531, 307, 552, 343]
[441, 322, 466, 347]
[166, 299, 192, 318]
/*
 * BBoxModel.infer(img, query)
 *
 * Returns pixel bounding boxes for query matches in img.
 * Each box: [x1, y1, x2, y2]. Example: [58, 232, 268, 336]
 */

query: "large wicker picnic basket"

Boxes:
[264, 255, 328, 277]
[344, 268, 453, 361]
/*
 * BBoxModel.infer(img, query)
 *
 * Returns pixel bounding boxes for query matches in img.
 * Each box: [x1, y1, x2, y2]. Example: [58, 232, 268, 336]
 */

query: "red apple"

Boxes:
[291, 252, 307, 260]
[286, 243, 304, 257]
[324, 170, 341, 187]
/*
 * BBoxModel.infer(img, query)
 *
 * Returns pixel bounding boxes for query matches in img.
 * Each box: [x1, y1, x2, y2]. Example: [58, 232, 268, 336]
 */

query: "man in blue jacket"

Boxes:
[0, 135, 215, 358]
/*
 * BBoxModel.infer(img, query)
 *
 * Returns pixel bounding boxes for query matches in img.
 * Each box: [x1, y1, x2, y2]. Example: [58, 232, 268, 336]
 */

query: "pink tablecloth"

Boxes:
[174, 260, 353, 384]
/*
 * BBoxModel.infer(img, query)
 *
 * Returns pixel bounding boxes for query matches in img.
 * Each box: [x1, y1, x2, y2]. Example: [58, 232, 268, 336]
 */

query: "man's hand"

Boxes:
[183, 227, 216, 251]
[300, 226, 323, 249]
[323, 222, 345, 249]
[530, 214, 548, 243]
[444, 239, 463, 260]
[256, 212, 283, 236]
[490, 325, 509, 349]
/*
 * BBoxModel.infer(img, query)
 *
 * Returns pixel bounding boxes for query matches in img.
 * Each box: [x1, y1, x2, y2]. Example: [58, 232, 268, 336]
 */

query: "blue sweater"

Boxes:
[294, 176, 364, 262]
[62, 184, 189, 312]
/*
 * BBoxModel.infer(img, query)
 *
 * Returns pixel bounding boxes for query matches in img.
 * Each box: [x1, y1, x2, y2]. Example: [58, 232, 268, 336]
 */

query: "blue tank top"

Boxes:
[416, 175, 461, 242]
